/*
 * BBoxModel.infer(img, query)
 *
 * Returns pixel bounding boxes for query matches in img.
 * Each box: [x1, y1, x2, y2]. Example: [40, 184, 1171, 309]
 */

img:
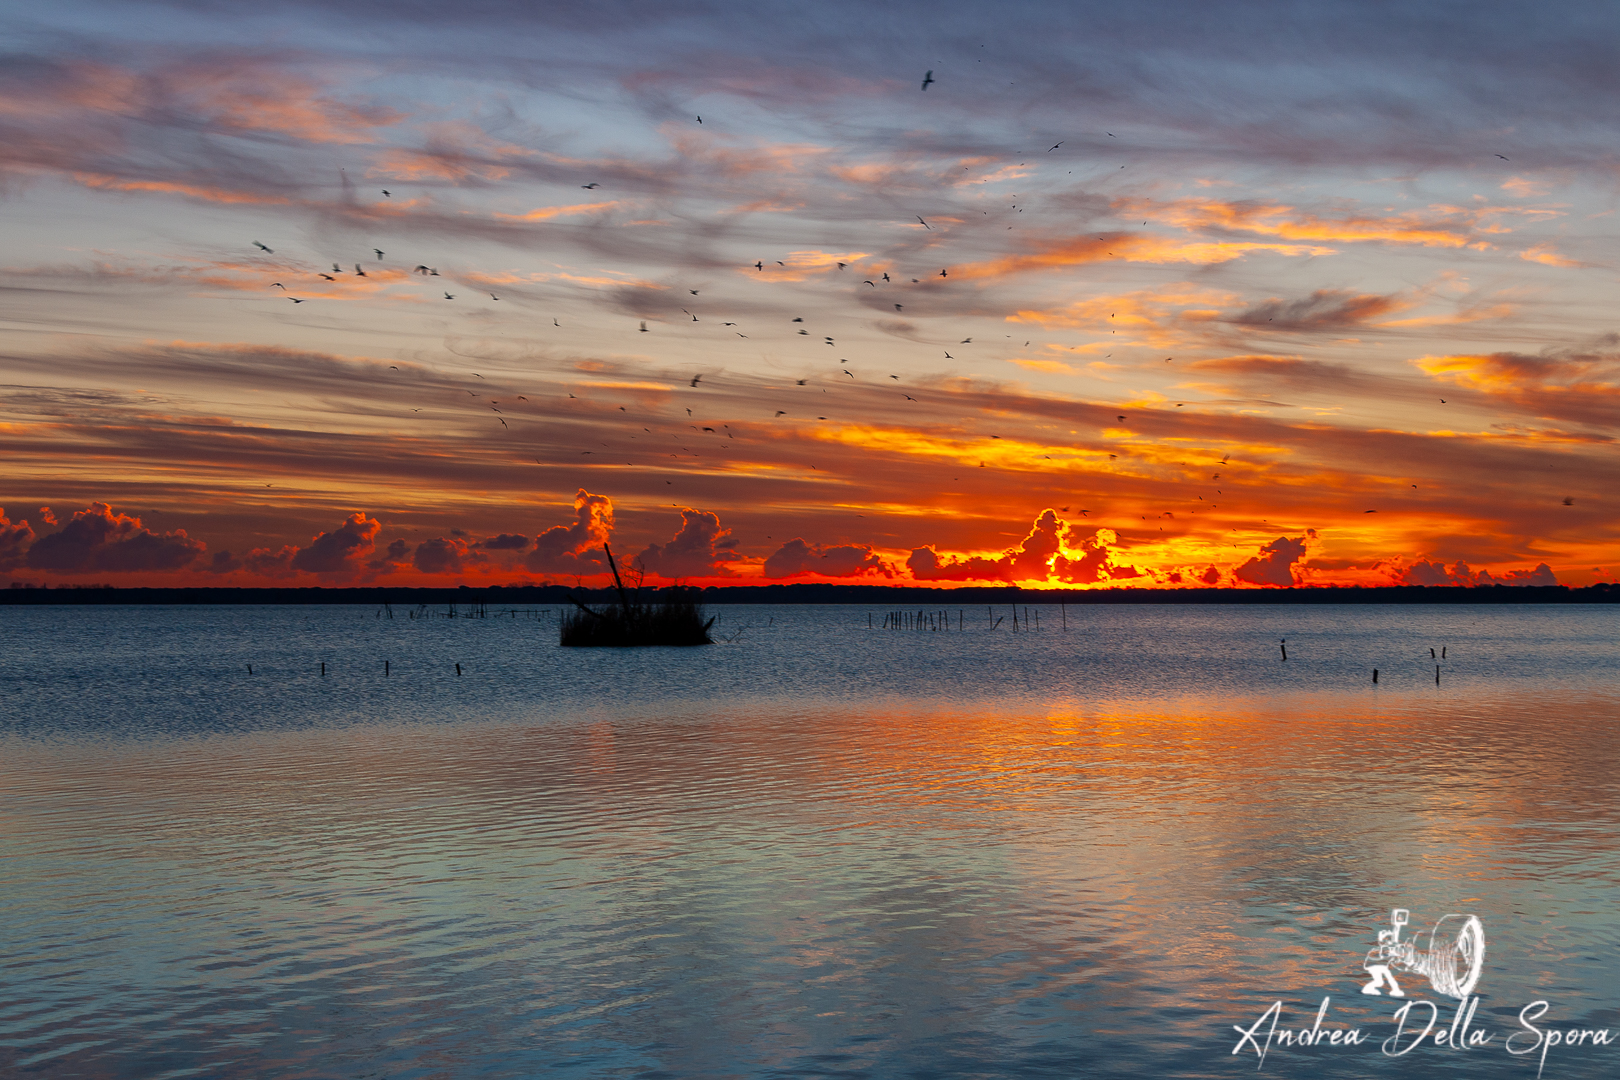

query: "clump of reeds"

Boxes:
[559, 544, 714, 647]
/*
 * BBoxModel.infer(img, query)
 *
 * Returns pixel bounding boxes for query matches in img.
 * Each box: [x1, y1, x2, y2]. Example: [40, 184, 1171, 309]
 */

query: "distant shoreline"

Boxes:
[2, 583, 1616, 606]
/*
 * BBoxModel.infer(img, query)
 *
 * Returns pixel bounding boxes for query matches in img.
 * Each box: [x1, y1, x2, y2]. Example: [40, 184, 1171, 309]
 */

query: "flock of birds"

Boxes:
[237, 67, 1556, 538]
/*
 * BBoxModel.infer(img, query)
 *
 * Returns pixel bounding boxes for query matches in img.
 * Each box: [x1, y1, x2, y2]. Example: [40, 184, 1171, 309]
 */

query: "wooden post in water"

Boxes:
[321, 661, 325, 676]
[1373, 668, 1378, 683]
[1061, 602, 1066, 630]
[1436, 665, 1440, 685]
[385, 660, 390, 677]
[247, 663, 253, 675]
[1279, 642, 1287, 661]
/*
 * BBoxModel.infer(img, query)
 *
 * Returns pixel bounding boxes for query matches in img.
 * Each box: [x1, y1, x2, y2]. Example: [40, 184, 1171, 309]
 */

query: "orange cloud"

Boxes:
[953, 234, 1332, 281]
[1520, 243, 1580, 267]
[1119, 197, 1525, 248]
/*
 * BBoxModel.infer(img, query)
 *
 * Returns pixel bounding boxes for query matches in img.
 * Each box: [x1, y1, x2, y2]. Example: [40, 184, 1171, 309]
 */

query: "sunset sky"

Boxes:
[2, 1, 1616, 588]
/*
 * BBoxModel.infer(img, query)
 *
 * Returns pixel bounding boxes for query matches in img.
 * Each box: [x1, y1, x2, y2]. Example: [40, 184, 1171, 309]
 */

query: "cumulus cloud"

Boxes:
[413, 535, 489, 574]
[0, 509, 36, 571]
[244, 546, 298, 578]
[24, 502, 204, 573]
[527, 489, 613, 574]
[1399, 558, 1558, 587]
[480, 533, 531, 551]
[763, 538, 891, 578]
[368, 538, 410, 572]
[909, 511, 1140, 584]
[1234, 534, 1309, 587]
[203, 550, 241, 573]
[289, 513, 380, 573]
[632, 507, 740, 579]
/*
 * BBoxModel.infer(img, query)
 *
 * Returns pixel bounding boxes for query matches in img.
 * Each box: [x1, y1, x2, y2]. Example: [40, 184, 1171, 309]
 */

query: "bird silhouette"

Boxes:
[444, 292, 454, 299]
[253, 241, 273, 253]
[318, 273, 334, 280]
[939, 269, 947, 277]
[691, 375, 702, 387]
[582, 182, 600, 189]
[1496, 154, 1510, 160]
[916, 216, 931, 229]
[288, 297, 304, 303]
[696, 115, 702, 123]
[381, 189, 391, 197]
[1048, 143, 1061, 151]
[920, 70, 934, 91]
[864, 280, 876, 287]
[354, 265, 366, 276]
[775, 410, 786, 416]
[640, 321, 648, 332]
[271, 282, 285, 289]
[333, 264, 342, 273]
[374, 249, 384, 259]
[796, 379, 807, 385]
[754, 261, 763, 270]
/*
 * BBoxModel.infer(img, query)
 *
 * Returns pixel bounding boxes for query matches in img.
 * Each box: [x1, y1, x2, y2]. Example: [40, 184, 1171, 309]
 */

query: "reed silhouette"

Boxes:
[559, 544, 714, 647]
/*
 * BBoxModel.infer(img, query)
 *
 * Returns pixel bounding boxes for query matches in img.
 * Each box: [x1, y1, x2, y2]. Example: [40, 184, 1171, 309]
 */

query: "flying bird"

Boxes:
[1496, 154, 1509, 160]
[755, 261, 763, 270]
[333, 264, 343, 273]
[939, 269, 947, 277]
[444, 292, 455, 299]
[288, 297, 304, 303]
[381, 190, 391, 197]
[374, 249, 384, 259]
[691, 375, 702, 387]
[894, 303, 902, 311]
[355, 265, 367, 276]
[1563, 496, 1574, 505]
[582, 182, 600, 189]
[696, 115, 702, 123]
[318, 273, 334, 280]
[253, 241, 273, 252]
[921, 70, 934, 91]
[776, 410, 786, 416]
[916, 216, 931, 229]
[944, 351, 953, 359]
[796, 379, 807, 385]
[889, 375, 899, 380]
[640, 321, 648, 332]
[960, 338, 972, 343]
[864, 280, 876, 287]
[270, 282, 285, 289]
[1048, 143, 1061, 151]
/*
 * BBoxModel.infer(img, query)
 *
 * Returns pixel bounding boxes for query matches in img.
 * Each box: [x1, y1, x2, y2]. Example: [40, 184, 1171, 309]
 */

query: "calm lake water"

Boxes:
[2, 602, 1618, 1079]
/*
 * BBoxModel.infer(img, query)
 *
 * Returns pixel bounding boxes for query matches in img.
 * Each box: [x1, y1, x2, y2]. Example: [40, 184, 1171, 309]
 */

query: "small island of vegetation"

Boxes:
[559, 544, 715, 647]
